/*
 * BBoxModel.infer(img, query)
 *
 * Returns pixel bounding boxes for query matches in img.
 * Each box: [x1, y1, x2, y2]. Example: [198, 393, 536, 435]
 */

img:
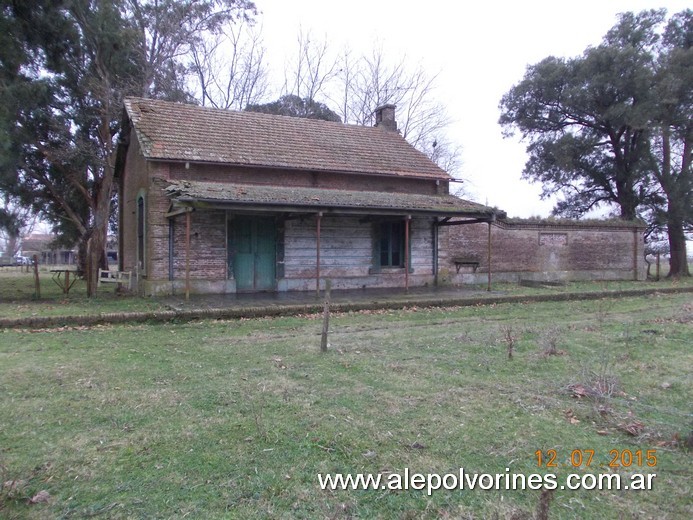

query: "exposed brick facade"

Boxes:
[119, 127, 446, 295]
[168, 163, 446, 195]
[118, 99, 647, 296]
[440, 220, 646, 284]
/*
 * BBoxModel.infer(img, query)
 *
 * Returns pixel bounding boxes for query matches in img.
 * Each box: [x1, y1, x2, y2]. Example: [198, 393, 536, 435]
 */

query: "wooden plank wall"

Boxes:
[284, 216, 434, 279]
[284, 216, 372, 278]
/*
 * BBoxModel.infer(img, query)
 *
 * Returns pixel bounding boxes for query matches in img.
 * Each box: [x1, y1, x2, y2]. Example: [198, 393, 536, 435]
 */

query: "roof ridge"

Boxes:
[124, 97, 451, 180]
[125, 96, 400, 133]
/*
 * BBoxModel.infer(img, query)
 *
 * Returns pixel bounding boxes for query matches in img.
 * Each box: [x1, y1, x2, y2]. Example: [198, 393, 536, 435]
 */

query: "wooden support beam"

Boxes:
[487, 221, 492, 292]
[320, 279, 331, 352]
[632, 228, 638, 281]
[433, 218, 439, 286]
[436, 217, 490, 227]
[185, 210, 191, 300]
[165, 206, 193, 219]
[316, 211, 322, 296]
[405, 215, 411, 292]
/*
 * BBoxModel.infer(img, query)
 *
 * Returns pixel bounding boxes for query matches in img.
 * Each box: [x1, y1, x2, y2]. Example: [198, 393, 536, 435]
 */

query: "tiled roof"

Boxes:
[164, 180, 495, 217]
[124, 97, 450, 180]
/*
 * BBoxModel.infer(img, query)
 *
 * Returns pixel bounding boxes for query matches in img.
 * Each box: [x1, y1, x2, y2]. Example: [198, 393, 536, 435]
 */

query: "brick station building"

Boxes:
[115, 98, 645, 296]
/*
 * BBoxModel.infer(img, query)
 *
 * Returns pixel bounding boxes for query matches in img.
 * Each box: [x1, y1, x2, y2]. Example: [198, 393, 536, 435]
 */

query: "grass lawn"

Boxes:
[0, 268, 168, 319]
[1, 292, 691, 518]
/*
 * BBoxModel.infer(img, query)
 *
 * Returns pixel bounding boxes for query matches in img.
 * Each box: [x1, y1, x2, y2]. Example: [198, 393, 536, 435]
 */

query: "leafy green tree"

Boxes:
[0, 0, 256, 294]
[499, 9, 691, 277]
[647, 10, 692, 276]
[246, 94, 341, 122]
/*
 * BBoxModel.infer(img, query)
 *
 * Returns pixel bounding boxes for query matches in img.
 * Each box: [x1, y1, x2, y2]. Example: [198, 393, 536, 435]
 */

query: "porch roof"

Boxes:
[163, 180, 497, 219]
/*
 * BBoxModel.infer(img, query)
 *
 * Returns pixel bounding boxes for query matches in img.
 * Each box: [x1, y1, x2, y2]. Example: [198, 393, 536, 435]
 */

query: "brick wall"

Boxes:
[123, 140, 646, 294]
[120, 132, 153, 274]
[168, 163, 442, 195]
[169, 209, 227, 281]
[441, 221, 646, 283]
[121, 146, 447, 294]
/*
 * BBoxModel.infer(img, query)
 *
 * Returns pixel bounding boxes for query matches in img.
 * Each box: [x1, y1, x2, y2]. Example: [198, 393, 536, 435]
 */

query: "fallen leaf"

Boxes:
[618, 421, 645, 436]
[569, 384, 590, 398]
[29, 490, 50, 504]
[3, 479, 26, 491]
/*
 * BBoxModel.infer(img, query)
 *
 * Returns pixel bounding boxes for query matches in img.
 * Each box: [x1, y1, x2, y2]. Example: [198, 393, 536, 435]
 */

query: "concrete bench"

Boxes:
[98, 269, 132, 290]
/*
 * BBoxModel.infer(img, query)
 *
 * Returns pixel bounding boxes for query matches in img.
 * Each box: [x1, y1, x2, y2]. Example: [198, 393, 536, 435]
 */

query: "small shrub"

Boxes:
[539, 326, 566, 357]
[500, 325, 517, 360]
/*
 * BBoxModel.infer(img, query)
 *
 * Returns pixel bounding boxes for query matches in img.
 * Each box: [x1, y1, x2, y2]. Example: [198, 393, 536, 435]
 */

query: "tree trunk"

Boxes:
[666, 218, 690, 278]
[85, 168, 115, 296]
[7, 232, 19, 257]
[86, 228, 109, 296]
[617, 182, 638, 221]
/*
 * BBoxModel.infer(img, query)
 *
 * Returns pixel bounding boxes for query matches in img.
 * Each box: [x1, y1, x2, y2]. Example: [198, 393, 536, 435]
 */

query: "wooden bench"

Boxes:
[451, 257, 480, 273]
[98, 269, 132, 290]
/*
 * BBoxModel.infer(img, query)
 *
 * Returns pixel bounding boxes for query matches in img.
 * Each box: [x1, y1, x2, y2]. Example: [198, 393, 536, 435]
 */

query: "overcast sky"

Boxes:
[256, 0, 690, 218]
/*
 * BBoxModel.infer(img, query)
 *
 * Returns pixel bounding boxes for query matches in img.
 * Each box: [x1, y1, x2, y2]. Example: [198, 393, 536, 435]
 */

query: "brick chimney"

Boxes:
[374, 104, 397, 132]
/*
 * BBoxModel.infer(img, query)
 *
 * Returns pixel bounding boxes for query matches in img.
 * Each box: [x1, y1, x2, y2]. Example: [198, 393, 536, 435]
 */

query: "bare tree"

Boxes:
[282, 27, 339, 101]
[285, 39, 463, 178]
[190, 21, 269, 110]
[336, 46, 462, 177]
[424, 136, 463, 179]
[127, 0, 257, 99]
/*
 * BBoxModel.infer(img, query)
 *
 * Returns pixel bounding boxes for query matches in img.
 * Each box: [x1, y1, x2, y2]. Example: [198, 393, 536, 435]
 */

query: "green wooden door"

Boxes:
[232, 217, 276, 291]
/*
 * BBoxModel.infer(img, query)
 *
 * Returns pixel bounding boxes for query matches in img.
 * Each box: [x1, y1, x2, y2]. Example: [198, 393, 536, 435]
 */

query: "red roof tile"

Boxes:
[125, 97, 450, 180]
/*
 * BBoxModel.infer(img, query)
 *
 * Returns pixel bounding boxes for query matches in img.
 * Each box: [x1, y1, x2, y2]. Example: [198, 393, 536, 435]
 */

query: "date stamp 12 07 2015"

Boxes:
[535, 449, 657, 469]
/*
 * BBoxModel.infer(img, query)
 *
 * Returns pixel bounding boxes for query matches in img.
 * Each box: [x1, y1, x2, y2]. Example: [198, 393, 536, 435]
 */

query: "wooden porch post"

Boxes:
[405, 215, 411, 292]
[632, 228, 638, 281]
[185, 209, 191, 300]
[433, 218, 439, 286]
[316, 211, 322, 296]
[487, 220, 492, 292]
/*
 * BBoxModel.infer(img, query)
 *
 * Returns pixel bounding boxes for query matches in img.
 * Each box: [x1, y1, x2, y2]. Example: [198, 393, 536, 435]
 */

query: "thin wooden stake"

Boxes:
[32, 254, 40, 299]
[320, 279, 331, 352]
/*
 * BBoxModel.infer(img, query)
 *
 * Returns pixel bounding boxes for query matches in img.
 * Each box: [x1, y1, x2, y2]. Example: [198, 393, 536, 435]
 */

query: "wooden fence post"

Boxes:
[32, 254, 40, 299]
[320, 279, 332, 352]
